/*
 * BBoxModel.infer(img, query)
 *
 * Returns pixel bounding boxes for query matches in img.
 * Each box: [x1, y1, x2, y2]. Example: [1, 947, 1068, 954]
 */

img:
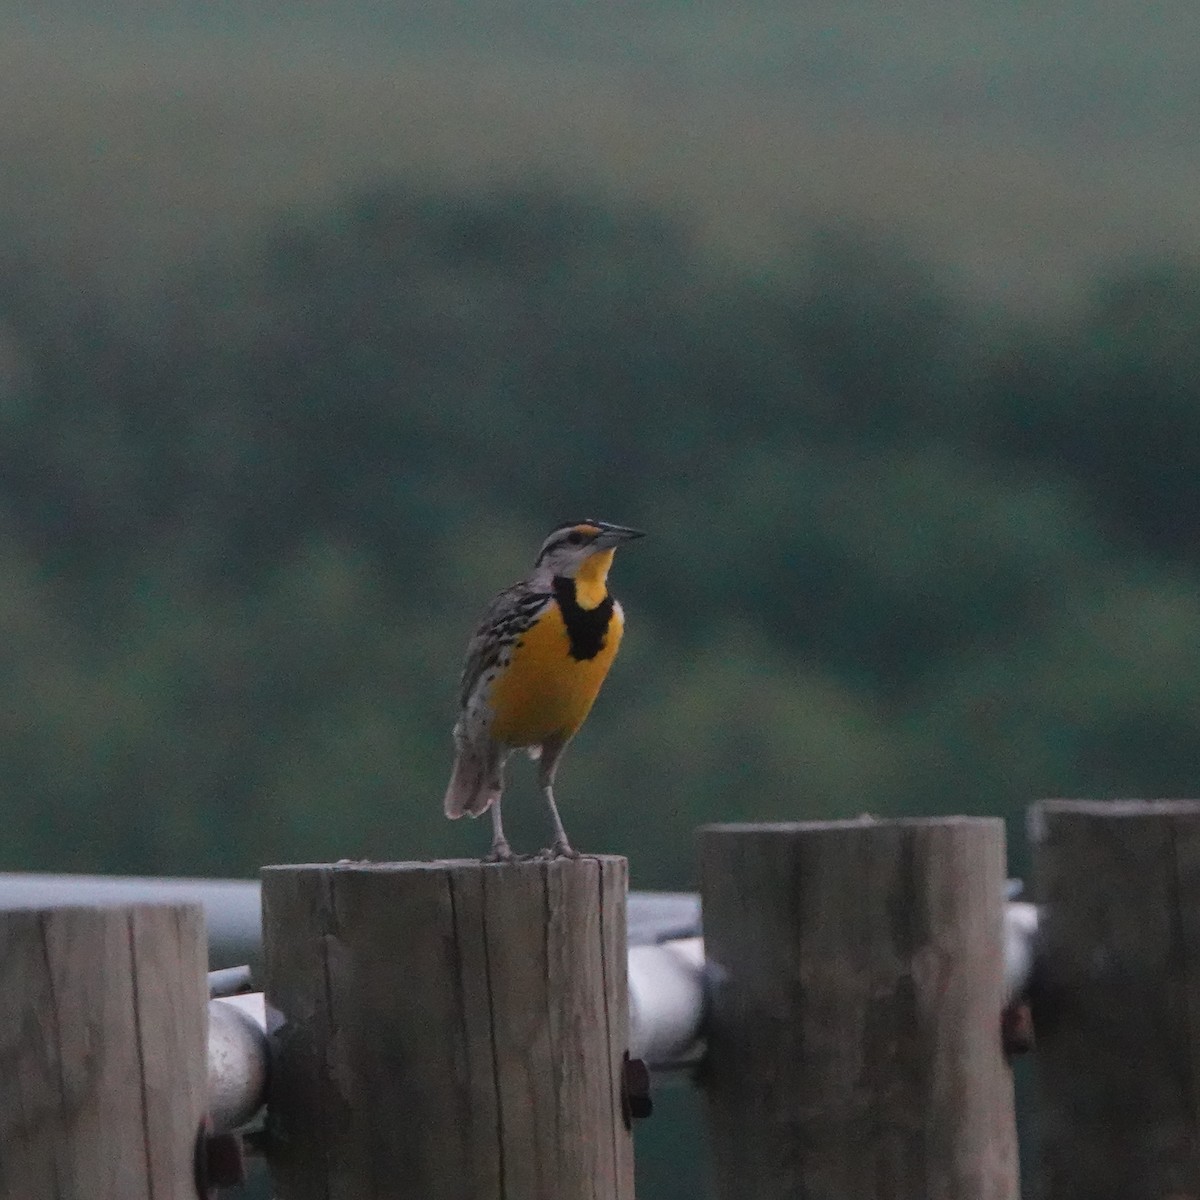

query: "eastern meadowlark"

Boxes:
[443, 519, 644, 861]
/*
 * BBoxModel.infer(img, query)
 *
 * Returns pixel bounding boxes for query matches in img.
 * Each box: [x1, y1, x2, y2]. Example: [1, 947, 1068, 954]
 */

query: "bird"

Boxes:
[443, 519, 644, 861]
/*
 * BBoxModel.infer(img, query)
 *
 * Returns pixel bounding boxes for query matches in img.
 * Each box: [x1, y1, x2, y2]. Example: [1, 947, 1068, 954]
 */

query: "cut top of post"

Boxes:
[1033, 799, 1200, 817]
[1029, 799, 1200, 846]
[701, 816, 1003, 835]
[261, 854, 628, 876]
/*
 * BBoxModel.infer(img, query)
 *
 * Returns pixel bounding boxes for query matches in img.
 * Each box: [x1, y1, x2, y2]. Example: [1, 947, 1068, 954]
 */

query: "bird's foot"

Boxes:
[537, 840, 581, 861]
[482, 841, 517, 864]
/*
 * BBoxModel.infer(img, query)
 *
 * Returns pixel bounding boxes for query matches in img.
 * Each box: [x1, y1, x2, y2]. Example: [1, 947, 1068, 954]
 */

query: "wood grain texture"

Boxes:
[261, 856, 634, 1200]
[0, 902, 208, 1200]
[1031, 799, 1200, 1200]
[698, 818, 1018, 1200]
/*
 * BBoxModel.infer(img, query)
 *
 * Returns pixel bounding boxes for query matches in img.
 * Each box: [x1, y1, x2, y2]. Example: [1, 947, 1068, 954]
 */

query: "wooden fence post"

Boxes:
[1030, 798, 1200, 1199]
[261, 856, 634, 1200]
[698, 818, 1018, 1200]
[0, 903, 208, 1200]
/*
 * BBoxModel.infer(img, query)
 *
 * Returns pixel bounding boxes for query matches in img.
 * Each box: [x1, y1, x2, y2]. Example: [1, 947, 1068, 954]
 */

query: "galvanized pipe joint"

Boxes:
[627, 936, 706, 1070]
[207, 993, 269, 1134]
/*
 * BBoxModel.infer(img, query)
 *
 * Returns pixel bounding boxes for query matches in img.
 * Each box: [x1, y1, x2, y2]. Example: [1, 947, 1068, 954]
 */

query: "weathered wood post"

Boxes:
[698, 818, 1019, 1200]
[262, 856, 634, 1200]
[0, 903, 208, 1200]
[1030, 799, 1200, 1199]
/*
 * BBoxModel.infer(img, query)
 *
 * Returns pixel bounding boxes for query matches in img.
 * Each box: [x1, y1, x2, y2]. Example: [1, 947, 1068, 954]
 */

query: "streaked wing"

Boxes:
[458, 583, 552, 709]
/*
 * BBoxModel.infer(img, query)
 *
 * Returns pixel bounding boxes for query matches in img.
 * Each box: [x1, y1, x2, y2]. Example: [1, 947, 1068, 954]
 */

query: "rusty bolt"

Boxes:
[195, 1119, 247, 1197]
[621, 1051, 653, 1128]
[1002, 1001, 1035, 1056]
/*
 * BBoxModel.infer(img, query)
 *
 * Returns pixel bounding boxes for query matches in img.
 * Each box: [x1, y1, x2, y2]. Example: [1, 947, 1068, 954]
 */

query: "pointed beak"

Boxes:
[593, 523, 645, 548]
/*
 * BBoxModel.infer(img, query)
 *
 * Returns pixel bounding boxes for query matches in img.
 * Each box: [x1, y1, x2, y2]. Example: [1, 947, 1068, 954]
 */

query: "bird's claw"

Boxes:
[537, 841, 581, 861]
[482, 843, 517, 864]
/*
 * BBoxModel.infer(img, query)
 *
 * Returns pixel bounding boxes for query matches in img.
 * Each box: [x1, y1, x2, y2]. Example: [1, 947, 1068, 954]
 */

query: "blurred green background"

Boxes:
[5, 2, 1200, 1195]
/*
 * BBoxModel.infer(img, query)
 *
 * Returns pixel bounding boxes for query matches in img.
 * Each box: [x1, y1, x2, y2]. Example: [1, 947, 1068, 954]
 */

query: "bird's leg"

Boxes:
[537, 740, 579, 859]
[542, 785, 578, 859]
[482, 796, 515, 863]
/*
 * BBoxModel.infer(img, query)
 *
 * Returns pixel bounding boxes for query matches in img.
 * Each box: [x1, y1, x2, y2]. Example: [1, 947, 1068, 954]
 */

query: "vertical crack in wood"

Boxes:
[479, 870, 507, 1200]
[595, 858, 622, 1196]
[783, 834, 807, 1193]
[317, 872, 337, 1200]
[445, 869, 472, 1165]
[1170, 822, 1200, 1159]
[870, 831, 892, 1200]
[911, 827, 931, 1200]
[127, 913, 156, 1200]
[36, 913, 67, 1200]
[542, 863, 562, 1193]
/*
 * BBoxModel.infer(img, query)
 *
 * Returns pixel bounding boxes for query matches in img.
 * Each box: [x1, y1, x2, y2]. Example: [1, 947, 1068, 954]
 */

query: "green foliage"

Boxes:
[8, 179, 1200, 1200]
[973, 264, 1200, 555]
[2, 184, 1200, 897]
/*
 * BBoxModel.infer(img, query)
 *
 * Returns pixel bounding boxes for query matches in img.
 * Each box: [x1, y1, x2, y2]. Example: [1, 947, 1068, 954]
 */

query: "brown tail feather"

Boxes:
[443, 749, 501, 819]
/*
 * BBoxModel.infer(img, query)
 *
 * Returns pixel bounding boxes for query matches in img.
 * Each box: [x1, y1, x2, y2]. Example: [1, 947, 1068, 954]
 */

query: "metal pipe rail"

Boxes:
[0, 873, 1036, 1133]
[205, 906, 1037, 1133]
[208, 993, 270, 1132]
[0, 872, 700, 966]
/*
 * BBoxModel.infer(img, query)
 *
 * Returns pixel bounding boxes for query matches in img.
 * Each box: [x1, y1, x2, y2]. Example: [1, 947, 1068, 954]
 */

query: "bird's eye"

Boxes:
[566, 531, 585, 546]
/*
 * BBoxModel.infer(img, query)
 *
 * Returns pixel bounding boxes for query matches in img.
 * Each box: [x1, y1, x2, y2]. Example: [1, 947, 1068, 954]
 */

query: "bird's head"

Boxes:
[533, 520, 644, 594]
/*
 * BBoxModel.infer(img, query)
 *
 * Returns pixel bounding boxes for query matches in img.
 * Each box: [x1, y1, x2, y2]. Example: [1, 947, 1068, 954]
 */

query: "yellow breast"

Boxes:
[487, 600, 624, 747]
